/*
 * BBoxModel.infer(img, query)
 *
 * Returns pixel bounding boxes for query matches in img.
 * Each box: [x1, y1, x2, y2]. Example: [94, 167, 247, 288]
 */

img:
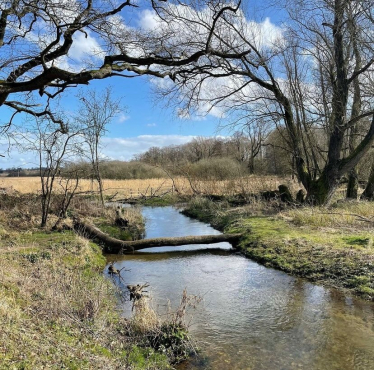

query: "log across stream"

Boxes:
[73, 218, 242, 253]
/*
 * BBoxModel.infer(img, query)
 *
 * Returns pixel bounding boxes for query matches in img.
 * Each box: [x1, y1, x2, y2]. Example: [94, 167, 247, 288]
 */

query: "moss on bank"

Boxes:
[183, 197, 374, 300]
[0, 231, 171, 369]
[137, 194, 185, 207]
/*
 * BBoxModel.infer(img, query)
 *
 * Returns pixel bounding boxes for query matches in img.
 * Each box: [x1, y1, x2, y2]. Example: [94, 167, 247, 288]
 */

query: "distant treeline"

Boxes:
[0, 167, 40, 177]
[61, 133, 296, 181]
[60, 131, 373, 182]
[133, 134, 292, 176]
[62, 161, 167, 180]
[10, 132, 373, 183]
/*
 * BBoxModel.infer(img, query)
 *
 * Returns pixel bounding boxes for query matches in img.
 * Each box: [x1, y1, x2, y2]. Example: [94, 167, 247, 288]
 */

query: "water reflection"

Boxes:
[106, 206, 374, 370]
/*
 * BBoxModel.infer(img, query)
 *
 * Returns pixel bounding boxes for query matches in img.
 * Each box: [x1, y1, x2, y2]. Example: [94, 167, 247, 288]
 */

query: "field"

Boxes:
[0, 176, 302, 199]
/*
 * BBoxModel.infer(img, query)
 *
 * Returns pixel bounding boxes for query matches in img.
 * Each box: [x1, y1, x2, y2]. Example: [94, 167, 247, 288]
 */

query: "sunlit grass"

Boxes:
[184, 196, 374, 299]
[284, 201, 374, 230]
[0, 175, 300, 199]
[0, 235, 171, 369]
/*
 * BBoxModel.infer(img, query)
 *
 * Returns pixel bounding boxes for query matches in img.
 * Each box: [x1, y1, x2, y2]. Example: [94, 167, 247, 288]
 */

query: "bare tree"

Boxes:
[0, 0, 247, 136]
[229, 121, 270, 174]
[157, 0, 374, 204]
[18, 118, 82, 227]
[77, 88, 121, 206]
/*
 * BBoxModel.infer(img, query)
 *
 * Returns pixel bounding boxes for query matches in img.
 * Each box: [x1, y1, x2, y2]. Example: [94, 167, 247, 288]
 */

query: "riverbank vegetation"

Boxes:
[0, 170, 373, 369]
[183, 196, 374, 300]
[0, 194, 196, 369]
[0, 234, 174, 369]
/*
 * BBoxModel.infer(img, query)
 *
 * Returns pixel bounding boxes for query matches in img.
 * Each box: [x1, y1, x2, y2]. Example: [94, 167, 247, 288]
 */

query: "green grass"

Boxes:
[228, 217, 374, 298]
[138, 194, 182, 206]
[184, 197, 374, 300]
[97, 223, 133, 241]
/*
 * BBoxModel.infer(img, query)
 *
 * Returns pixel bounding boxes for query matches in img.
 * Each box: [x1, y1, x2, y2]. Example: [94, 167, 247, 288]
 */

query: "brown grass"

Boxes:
[0, 236, 171, 369]
[0, 238, 117, 368]
[0, 175, 300, 199]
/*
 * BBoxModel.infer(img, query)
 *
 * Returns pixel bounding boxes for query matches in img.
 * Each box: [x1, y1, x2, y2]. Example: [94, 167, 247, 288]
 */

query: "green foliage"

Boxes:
[138, 194, 181, 206]
[97, 223, 133, 241]
[21, 251, 51, 263]
[181, 196, 232, 230]
[152, 323, 192, 363]
[126, 346, 171, 369]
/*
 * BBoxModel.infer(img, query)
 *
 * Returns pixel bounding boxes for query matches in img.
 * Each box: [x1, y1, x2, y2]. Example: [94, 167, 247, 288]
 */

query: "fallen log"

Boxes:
[73, 218, 242, 254]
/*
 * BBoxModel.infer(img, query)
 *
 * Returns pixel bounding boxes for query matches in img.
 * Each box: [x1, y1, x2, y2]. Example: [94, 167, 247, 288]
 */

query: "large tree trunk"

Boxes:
[73, 218, 242, 254]
[361, 161, 374, 200]
[346, 168, 359, 199]
[304, 168, 340, 205]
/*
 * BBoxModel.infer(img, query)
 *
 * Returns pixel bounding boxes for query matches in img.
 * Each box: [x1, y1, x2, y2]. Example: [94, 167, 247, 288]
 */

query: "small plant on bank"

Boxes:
[128, 288, 201, 364]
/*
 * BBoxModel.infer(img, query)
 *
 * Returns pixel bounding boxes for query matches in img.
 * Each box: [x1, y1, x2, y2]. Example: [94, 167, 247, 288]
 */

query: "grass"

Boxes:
[0, 191, 201, 369]
[184, 197, 374, 300]
[94, 205, 146, 241]
[0, 233, 173, 369]
[0, 175, 299, 199]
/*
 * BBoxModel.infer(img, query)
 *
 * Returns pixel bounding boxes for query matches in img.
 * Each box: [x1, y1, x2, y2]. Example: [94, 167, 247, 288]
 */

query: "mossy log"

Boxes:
[73, 218, 242, 254]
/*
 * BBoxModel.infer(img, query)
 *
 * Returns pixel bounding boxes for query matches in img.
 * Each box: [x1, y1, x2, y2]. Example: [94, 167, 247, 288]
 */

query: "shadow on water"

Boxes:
[106, 248, 236, 263]
[106, 206, 374, 370]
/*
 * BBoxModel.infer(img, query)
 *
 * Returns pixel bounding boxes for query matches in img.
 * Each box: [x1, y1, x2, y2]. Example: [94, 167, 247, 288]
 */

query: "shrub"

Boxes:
[187, 157, 248, 181]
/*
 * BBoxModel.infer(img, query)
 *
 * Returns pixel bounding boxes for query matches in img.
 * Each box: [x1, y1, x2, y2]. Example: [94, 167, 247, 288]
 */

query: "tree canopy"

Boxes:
[1, 0, 373, 204]
[0, 0, 247, 131]
[156, 0, 374, 204]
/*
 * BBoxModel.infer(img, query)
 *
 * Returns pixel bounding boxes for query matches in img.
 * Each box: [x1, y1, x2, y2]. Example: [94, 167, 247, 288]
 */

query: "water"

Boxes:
[106, 206, 374, 369]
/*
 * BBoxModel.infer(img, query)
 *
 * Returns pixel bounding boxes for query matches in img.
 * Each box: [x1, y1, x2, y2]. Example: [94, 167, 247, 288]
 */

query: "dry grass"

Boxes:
[0, 238, 117, 368]
[127, 289, 200, 364]
[0, 236, 171, 369]
[0, 175, 300, 199]
[284, 201, 374, 230]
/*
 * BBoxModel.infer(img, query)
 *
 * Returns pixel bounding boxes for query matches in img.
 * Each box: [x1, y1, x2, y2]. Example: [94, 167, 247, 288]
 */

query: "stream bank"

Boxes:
[0, 195, 178, 369]
[182, 197, 374, 300]
[108, 205, 374, 370]
[0, 231, 174, 369]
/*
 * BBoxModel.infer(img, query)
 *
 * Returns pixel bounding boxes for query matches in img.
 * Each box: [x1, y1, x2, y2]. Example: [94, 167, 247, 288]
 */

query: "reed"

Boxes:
[0, 175, 299, 199]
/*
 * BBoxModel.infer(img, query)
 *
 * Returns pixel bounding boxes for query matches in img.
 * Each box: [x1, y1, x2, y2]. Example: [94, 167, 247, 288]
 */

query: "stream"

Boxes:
[105, 206, 374, 369]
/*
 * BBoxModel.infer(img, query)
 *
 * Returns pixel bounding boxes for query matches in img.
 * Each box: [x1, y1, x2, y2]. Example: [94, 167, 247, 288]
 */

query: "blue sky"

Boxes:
[0, 0, 285, 168]
[95, 77, 224, 138]
[0, 75, 225, 168]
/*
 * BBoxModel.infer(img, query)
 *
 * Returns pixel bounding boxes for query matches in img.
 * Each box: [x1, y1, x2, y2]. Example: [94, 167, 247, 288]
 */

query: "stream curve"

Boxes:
[106, 206, 374, 370]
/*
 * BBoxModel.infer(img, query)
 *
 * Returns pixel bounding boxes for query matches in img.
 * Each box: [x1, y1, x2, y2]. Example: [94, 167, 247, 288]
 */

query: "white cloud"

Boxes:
[246, 17, 284, 49]
[69, 30, 104, 62]
[141, 7, 284, 120]
[138, 9, 160, 31]
[118, 113, 130, 123]
[146, 123, 157, 127]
